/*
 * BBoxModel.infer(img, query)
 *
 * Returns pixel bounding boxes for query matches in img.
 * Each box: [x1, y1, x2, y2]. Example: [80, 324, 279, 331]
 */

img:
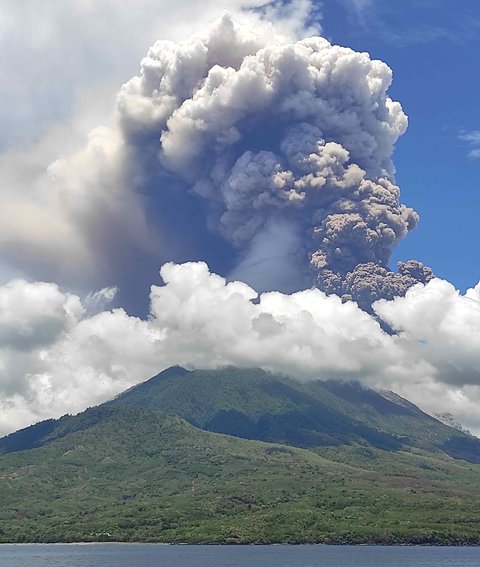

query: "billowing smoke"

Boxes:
[0, 6, 320, 309]
[116, 12, 428, 301]
[320, 260, 434, 312]
[0, 10, 431, 309]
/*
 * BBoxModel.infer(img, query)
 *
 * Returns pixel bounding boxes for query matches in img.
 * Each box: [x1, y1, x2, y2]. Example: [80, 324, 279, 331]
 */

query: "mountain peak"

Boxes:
[3, 365, 480, 464]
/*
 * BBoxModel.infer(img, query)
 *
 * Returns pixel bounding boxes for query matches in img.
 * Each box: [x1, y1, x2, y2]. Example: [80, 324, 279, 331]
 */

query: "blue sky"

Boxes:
[321, 0, 480, 291]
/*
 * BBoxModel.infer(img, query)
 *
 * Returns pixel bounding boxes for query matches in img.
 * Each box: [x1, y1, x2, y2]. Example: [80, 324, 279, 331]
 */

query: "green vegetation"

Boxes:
[108, 367, 480, 460]
[1, 367, 480, 544]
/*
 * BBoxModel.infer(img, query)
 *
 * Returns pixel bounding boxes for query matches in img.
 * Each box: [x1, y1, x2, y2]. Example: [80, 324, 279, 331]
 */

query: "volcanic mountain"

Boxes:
[1, 367, 480, 544]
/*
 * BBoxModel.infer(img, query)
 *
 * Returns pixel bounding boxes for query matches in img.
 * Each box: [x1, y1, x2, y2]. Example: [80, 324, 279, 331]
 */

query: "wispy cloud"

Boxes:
[345, 0, 374, 13]
[342, 0, 375, 27]
[340, 1, 480, 48]
[460, 130, 480, 159]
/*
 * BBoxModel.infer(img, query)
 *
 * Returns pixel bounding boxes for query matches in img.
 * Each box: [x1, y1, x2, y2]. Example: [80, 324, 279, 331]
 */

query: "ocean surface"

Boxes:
[1, 544, 480, 566]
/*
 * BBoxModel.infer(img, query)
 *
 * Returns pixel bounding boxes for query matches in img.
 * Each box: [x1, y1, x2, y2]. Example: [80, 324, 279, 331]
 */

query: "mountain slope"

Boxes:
[2, 403, 480, 544]
[2, 366, 478, 463]
[108, 366, 480, 462]
[2, 366, 480, 544]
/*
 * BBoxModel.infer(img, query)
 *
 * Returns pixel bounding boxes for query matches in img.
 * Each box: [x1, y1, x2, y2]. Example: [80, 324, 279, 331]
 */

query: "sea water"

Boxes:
[1, 544, 480, 567]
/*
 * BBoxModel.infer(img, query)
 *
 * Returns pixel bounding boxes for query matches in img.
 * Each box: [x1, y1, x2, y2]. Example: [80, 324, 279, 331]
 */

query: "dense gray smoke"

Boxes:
[117, 13, 429, 303]
[320, 260, 434, 312]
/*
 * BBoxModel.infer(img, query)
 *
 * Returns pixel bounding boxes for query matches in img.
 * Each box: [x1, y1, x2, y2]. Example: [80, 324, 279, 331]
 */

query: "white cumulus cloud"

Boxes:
[1, 262, 480, 438]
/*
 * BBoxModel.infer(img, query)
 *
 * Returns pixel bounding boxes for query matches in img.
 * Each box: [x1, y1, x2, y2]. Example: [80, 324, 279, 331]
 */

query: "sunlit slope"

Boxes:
[108, 367, 480, 461]
[2, 404, 480, 544]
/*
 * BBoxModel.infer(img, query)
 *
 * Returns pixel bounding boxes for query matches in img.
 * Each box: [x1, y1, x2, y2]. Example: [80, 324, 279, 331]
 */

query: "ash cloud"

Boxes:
[0, 8, 430, 309]
[320, 260, 434, 312]
[118, 12, 428, 303]
[0, 5, 320, 311]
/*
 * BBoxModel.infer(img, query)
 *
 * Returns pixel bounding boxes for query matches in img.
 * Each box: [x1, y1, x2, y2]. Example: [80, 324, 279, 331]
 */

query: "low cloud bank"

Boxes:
[1, 261, 480, 436]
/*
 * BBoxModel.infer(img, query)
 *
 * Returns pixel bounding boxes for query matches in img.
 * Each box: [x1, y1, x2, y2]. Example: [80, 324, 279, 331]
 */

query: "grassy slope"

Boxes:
[108, 367, 480, 460]
[2, 405, 480, 544]
[3, 367, 476, 461]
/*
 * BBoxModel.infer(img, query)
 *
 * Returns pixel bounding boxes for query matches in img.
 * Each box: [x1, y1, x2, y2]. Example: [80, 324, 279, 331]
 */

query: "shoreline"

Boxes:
[2, 541, 480, 547]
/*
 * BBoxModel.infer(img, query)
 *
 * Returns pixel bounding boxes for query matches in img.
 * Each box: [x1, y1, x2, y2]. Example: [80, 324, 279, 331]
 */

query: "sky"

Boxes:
[1, 0, 480, 437]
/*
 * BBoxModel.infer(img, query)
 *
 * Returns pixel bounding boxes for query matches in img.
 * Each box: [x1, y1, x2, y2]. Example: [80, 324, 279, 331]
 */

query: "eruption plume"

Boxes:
[0, 10, 432, 310]
[117, 12, 430, 303]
